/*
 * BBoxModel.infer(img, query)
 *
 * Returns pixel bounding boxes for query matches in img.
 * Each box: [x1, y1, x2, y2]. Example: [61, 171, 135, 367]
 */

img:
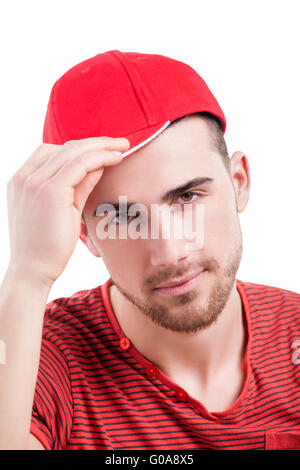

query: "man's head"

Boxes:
[80, 112, 250, 333]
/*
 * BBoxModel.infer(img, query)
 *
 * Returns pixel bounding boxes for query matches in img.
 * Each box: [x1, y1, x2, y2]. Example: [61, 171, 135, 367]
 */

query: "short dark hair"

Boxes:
[168, 112, 230, 173]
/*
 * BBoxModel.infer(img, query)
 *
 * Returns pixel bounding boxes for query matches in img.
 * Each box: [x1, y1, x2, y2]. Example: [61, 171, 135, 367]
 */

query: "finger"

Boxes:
[60, 137, 130, 161]
[23, 137, 130, 184]
[12, 144, 60, 180]
[73, 151, 126, 212]
[49, 149, 124, 189]
[73, 168, 104, 213]
[74, 151, 125, 212]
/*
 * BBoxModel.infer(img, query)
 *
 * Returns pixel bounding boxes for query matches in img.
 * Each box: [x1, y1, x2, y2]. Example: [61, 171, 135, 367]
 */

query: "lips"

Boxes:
[154, 269, 206, 289]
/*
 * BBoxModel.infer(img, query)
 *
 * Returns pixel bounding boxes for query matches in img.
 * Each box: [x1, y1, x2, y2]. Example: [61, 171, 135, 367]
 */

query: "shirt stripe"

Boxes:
[30, 279, 300, 450]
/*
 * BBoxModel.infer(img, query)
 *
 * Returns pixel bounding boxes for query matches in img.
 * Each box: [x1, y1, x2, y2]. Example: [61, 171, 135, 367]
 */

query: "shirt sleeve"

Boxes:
[30, 337, 73, 450]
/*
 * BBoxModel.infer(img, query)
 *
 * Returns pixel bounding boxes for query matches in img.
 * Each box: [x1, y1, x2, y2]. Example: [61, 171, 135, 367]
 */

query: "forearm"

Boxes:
[0, 264, 53, 449]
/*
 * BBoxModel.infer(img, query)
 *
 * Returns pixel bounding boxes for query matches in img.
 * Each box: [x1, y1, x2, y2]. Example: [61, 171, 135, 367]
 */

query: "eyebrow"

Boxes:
[94, 176, 214, 215]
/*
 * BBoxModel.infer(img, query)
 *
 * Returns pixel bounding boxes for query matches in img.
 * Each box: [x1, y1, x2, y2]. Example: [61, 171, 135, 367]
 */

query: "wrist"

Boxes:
[4, 262, 54, 293]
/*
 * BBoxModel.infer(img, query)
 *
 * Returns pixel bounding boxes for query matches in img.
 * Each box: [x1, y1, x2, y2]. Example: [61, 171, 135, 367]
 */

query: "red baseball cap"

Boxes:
[43, 49, 226, 159]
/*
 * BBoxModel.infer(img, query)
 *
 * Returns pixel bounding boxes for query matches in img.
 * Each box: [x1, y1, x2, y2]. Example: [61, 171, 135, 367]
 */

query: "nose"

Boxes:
[147, 203, 202, 267]
[148, 209, 194, 266]
[149, 236, 190, 267]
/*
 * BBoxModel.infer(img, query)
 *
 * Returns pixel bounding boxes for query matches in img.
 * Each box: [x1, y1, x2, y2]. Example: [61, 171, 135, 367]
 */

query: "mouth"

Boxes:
[155, 269, 206, 288]
[154, 269, 207, 297]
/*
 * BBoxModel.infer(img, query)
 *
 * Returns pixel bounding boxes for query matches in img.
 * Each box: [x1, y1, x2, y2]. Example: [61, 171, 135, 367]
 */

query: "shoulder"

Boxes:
[237, 278, 300, 325]
[42, 283, 108, 345]
[237, 279, 300, 303]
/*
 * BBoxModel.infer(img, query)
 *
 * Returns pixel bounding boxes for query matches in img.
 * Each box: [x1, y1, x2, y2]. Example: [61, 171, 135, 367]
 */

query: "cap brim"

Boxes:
[120, 121, 171, 159]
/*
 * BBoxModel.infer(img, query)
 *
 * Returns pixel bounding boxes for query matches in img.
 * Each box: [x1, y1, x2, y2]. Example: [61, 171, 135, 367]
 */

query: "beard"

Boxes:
[111, 226, 243, 334]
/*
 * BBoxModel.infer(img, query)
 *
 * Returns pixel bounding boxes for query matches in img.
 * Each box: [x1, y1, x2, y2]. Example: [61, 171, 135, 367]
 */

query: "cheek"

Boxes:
[203, 196, 238, 254]
[97, 239, 142, 283]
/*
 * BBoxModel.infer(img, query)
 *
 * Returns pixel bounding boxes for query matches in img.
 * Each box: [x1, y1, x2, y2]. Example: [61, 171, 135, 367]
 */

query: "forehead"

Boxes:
[87, 116, 223, 207]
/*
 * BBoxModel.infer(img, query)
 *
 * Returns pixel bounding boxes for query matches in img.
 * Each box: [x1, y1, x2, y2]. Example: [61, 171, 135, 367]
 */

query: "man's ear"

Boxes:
[229, 151, 250, 213]
[79, 220, 101, 257]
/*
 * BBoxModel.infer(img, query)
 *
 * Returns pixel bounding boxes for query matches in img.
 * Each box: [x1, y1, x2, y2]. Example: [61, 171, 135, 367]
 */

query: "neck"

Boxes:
[108, 281, 246, 386]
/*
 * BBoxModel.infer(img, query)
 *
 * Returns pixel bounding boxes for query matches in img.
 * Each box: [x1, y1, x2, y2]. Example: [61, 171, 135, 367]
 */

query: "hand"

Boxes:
[6, 136, 130, 286]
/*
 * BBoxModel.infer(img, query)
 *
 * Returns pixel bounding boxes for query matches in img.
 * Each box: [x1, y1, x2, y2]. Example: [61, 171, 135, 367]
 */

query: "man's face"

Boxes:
[81, 115, 249, 333]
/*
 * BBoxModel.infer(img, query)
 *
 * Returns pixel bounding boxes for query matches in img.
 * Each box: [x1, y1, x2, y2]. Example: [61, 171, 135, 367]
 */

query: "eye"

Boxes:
[109, 213, 131, 225]
[177, 191, 201, 204]
[109, 211, 141, 225]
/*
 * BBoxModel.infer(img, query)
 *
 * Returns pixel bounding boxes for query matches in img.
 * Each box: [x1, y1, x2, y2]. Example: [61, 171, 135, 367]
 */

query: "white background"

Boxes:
[0, 0, 299, 302]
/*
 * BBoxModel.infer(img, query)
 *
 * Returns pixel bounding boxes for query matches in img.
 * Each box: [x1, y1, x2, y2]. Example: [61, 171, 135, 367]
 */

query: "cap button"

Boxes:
[120, 337, 131, 351]
[176, 388, 188, 402]
[146, 365, 158, 378]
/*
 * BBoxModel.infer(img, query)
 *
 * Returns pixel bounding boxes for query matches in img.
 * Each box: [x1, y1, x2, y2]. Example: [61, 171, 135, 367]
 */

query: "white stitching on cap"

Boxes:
[121, 121, 171, 159]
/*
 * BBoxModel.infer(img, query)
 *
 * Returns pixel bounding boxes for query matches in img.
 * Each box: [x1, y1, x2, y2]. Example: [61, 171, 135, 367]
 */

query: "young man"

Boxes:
[0, 50, 299, 450]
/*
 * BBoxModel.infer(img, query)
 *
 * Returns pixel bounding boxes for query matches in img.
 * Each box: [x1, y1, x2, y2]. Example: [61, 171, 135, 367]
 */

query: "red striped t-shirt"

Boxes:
[30, 278, 300, 450]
